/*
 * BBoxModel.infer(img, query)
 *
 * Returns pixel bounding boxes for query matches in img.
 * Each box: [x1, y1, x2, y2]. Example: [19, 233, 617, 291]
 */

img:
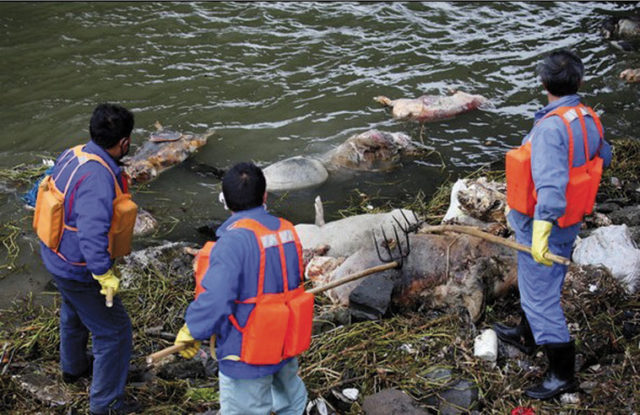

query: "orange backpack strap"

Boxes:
[72, 146, 123, 197]
[277, 218, 305, 283]
[583, 106, 604, 154]
[543, 106, 577, 169]
[194, 241, 216, 300]
[230, 217, 304, 298]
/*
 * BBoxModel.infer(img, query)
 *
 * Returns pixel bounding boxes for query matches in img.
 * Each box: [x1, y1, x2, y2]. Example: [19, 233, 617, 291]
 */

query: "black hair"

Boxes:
[537, 49, 584, 97]
[222, 162, 266, 212]
[89, 103, 134, 149]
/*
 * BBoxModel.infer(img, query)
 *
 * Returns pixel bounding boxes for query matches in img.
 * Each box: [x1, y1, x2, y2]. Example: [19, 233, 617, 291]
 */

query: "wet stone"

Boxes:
[607, 205, 640, 227]
[362, 388, 428, 415]
[438, 379, 479, 415]
[595, 202, 621, 214]
[349, 272, 395, 321]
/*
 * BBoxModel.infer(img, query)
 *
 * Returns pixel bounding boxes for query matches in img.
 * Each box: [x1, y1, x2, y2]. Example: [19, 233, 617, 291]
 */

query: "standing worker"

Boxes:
[34, 103, 138, 414]
[175, 162, 309, 415]
[496, 49, 612, 400]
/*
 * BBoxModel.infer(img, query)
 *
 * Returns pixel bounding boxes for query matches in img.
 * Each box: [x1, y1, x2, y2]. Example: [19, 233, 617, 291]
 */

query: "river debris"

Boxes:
[0, 162, 50, 189]
[573, 224, 640, 293]
[133, 207, 158, 237]
[1, 140, 640, 413]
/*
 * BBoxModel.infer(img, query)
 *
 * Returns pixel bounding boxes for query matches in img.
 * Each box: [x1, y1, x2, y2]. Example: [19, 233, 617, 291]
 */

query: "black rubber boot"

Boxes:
[525, 340, 578, 400]
[493, 311, 536, 355]
[62, 355, 93, 384]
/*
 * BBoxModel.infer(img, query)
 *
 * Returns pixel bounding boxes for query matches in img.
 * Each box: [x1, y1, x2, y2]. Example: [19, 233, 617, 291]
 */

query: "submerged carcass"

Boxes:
[263, 130, 423, 192]
[374, 90, 489, 122]
[123, 122, 214, 184]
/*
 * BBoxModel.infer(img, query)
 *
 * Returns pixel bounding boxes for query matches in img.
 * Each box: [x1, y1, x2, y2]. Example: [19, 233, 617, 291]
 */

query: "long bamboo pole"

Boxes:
[419, 224, 571, 266]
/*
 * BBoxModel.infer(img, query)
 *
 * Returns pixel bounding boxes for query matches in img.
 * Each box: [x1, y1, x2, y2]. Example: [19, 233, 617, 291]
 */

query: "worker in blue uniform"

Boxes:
[175, 162, 307, 415]
[39, 103, 138, 414]
[495, 49, 612, 400]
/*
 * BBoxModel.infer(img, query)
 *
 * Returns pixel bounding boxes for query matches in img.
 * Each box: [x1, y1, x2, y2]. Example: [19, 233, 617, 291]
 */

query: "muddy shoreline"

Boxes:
[1, 138, 639, 414]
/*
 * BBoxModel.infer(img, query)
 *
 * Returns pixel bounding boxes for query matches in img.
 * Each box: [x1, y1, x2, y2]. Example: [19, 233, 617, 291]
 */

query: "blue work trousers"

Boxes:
[516, 240, 573, 345]
[54, 275, 132, 414]
[218, 358, 307, 415]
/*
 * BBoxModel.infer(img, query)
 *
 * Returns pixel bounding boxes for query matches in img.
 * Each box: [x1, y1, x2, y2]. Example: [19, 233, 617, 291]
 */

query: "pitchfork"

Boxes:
[372, 211, 413, 269]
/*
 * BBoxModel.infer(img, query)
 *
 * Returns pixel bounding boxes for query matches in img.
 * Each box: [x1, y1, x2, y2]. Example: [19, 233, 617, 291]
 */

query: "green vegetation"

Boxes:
[1, 139, 639, 413]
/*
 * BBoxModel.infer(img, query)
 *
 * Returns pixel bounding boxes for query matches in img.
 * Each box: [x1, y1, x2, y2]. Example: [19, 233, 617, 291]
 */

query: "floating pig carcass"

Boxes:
[374, 90, 489, 122]
[263, 129, 424, 192]
[122, 122, 215, 184]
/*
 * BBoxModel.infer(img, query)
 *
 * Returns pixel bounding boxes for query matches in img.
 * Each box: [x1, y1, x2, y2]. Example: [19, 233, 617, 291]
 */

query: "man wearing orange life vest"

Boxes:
[38, 104, 138, 414]
[495, 50, 612, 400]
[175, 162, 308, 415]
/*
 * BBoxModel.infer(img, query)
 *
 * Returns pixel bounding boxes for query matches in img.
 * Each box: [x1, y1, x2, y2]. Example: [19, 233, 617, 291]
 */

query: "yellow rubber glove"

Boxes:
[531, 220, 553, 266]
[175, 324, 201, 359]
[92, 268, 120, 296]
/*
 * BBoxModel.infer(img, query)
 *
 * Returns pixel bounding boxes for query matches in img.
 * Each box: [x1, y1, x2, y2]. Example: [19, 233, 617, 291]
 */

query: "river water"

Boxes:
[1, 2, 639, 306]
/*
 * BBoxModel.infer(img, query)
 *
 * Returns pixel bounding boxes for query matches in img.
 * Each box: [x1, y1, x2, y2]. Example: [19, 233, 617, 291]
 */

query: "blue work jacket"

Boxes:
[185, 205, 303, 379]
[509, 94, 612, 244]
[40, 140, 123, 280]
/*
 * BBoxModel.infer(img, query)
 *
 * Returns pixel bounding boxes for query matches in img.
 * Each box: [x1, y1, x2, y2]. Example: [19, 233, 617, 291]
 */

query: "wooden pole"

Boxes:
[420, 224, 571, 266]
[105, 287, 114, 308]
[146, 344, 186, 365]
[145, 261, 401, 365]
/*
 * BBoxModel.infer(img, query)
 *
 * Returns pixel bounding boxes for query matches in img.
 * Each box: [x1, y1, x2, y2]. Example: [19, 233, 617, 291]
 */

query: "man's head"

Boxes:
[222, 162, 266, 212]
[537, 49, 584, 97]
[90, 103, 134, 159]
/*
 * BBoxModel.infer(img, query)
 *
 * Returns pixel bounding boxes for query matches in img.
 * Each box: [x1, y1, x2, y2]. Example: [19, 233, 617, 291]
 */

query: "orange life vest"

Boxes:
[506, 104, 604, 228]
[194, 241, 216, 300]
[33, 145, 138, 261]
[193, 217, 313, 365]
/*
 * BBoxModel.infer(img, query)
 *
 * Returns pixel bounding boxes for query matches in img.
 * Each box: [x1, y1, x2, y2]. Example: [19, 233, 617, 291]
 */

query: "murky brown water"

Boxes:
[1, 2, 639, 306]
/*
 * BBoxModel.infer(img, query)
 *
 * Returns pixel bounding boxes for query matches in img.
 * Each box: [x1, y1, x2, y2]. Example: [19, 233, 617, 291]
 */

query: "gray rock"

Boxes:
[362, 388, 427, 415]
[349, 272, 395, 321]
[439, 379, 479, 415]
[594, 202, 621, 214]
[608, 205, 640, 226]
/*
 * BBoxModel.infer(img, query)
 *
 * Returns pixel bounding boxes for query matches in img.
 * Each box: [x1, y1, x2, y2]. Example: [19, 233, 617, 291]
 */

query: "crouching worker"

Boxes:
[175, 162, 310, 415]
[497, 49, 612, 400]
[34, 104, 138, 414]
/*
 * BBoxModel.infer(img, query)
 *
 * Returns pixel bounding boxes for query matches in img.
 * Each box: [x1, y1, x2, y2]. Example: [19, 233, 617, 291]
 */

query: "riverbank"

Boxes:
[1, 138, 639, 414]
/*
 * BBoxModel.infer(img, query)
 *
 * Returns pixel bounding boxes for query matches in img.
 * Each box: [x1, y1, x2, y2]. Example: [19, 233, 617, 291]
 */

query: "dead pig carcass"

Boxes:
[308, 232, 517, 322]
[374, 91, 490, 123]
[123, 122, 214, 184]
